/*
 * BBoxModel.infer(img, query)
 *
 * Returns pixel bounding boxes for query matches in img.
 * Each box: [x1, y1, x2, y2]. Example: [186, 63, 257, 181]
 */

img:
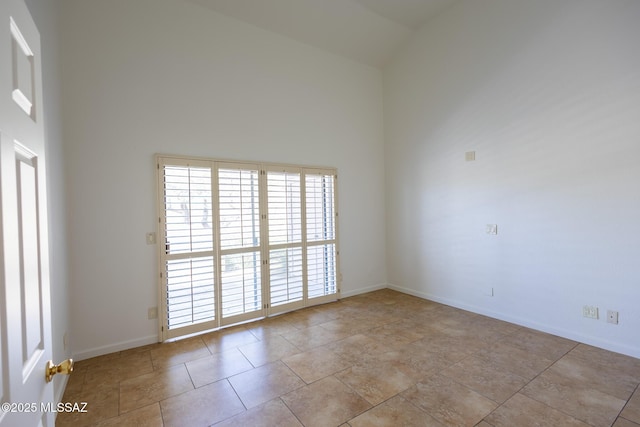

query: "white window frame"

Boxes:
[156, 154, 340, 341]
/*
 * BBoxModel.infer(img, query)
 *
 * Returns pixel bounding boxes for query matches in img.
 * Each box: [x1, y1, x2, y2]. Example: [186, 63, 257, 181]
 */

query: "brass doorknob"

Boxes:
[45, 359, 74, 383]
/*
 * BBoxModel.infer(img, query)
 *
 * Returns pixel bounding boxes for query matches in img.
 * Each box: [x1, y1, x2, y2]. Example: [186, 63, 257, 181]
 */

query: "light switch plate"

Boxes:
[146, 232, 156, 245]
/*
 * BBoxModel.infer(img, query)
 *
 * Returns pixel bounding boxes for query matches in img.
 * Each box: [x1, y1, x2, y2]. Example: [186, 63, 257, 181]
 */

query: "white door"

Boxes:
[0, 0, 56, 426]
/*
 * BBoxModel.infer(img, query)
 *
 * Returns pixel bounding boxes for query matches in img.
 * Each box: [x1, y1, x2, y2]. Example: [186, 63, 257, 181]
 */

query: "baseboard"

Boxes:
[70, 284, 386, 361]
[387, 283, 640, 359]
[73, 334, 158, 361]
[341, 282, 388, 298]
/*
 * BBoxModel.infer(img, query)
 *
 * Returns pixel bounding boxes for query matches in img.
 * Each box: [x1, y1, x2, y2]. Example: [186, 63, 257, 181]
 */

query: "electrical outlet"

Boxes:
[582, 305, 598, 319]
[148, 307, 158, 319]
[486, 224, 498, 235]
[607, 310, 619, 324]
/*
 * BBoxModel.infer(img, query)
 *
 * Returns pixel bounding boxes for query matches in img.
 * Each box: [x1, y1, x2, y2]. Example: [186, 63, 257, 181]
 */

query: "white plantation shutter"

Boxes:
[163, 165, 213, 254]
[267, 169, 303, 312]
[157, 156, 339, 340]
[218, 164, 263, 324]
[160, 160, 216, 337]
[218, 168, 261, 250]
[305, 172, 338, 300]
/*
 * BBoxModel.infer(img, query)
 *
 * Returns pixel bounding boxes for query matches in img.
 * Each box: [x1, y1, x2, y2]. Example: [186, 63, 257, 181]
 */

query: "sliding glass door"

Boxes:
[157, 156, 340, 340]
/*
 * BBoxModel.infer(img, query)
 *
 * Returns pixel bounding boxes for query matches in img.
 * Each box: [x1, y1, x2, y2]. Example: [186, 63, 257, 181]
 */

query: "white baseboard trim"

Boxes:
[388, 283, 640, 359]
[73, 334, 158, 361]
[341, 282, 388, 298]
[70, 284, 386, 362]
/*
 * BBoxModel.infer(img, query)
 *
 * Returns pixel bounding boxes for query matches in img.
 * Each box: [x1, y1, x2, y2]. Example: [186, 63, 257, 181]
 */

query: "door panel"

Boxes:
[16, 150, 44, 378]
[1, 0, 55, 424]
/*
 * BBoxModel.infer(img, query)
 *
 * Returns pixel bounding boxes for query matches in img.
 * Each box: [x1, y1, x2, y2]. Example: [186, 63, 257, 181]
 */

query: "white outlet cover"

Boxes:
[486, 224, 498, 235]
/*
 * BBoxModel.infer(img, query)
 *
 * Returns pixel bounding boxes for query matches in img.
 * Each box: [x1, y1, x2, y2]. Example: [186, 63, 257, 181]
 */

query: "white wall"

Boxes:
[24, 0, 71, 401]
[60, 0, 386, 358]
[384, 0, 640, 357]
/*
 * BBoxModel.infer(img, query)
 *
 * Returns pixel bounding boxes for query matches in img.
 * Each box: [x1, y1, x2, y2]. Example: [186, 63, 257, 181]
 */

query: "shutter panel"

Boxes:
[163, 165, 213, 254]
[218, 168, 261, 250]
[160, 161, 216, 336]
[267, 170, 303, 311]
[305, 172, 338, 300]
[218, 165, 263, 324]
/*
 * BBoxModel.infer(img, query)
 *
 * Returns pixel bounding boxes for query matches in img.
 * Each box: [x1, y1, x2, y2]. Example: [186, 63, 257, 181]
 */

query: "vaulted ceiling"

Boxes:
[183, 0, 459, 67]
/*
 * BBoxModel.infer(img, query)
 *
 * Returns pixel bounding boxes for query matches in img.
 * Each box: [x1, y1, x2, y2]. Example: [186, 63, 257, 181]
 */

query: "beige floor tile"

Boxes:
[614, 418, 640, 427]
[228, 360, 305, 408]
[484, 393, 590, 427]
[348, 395, 443, 427]
[119, 342, 162, 357]
[239, 334, 301, 367]
[441, 356, 528, 403]
[498, 328, 577, 361]
[376, 347, 452, 382]
[72, 352, 121, 370]
[408, 336, 472, 364]
[56, 290, 640, 427]
[474, 341, 554, 380]
[325, 334, 391, 364]
[621, 387, 640, 423]
[363, 321, 424, 347]
[281, 376, 371, 427]
[84, 351, 154, 387]
[214, 398, 303, 427]
[185, 348, 254, 388]
[202, 326, 260, 354]
[388, 318, 443, 338]
[472, 315, 522, 337]
[335, 359, 415, 405]
[309, 303, 348, 321]
[401, 373, 497, 427]
[522, 368, 626, 427]
[56, 383, 119, 427]
[62, 368, 86, 397]
[283, 324, 351, 351]
[282, 346, 351, 384]
[150, 336, 211, 369]
[283, 307, 337, 329]
[160, 379, 245, 427]
[246, 316, 300, 339]
[319, 318, 372, 335]
[548, 354, 638, 400]
[93, 403, 163, 427]
[119, 364, 194, 413]
[569, 345, 640, 380]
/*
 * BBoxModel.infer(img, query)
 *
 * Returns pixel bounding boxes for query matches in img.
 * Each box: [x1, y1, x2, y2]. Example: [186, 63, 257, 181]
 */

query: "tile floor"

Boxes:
[56, 289, 640, 427]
